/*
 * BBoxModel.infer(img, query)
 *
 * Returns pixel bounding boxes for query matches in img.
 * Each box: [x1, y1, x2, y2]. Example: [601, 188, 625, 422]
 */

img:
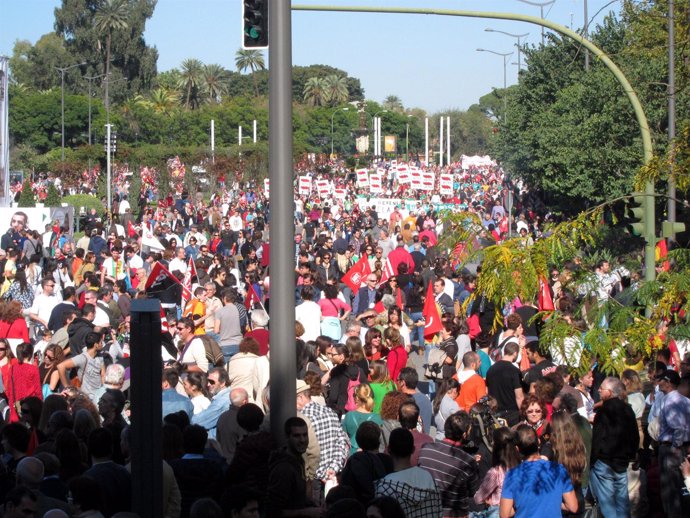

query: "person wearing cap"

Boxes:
[589, 376, 639, 518]
[656, 369, 690, 517]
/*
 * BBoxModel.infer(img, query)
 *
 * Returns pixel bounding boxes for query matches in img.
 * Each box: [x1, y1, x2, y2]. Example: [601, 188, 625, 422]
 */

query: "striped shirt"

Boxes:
[418, 439, 479, 518]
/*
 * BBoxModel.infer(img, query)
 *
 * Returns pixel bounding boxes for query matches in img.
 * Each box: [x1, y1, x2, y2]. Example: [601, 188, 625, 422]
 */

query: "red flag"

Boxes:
[181, 257, 197, 303]
[144, 261, 182, 292]
[127, 220, 137, 238]
[160, 308, 170, 334]
[656, 239, 670, 272]
[537, 276, 555, 312]
[422, 282, 443, 338]
[245, 283, 260, 310]
[377, 258, 395, 287]
[341, 256, 372, 293]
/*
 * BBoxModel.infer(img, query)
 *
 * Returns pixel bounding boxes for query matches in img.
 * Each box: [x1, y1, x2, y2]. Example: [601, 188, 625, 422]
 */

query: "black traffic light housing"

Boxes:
[243, 1, 268, 49]
[625, 193, 645, 236]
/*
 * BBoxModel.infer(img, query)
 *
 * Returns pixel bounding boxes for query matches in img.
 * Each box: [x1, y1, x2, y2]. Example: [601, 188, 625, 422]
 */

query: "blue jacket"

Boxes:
[162, 388, 194, 420]
[192, 386, 231, 439]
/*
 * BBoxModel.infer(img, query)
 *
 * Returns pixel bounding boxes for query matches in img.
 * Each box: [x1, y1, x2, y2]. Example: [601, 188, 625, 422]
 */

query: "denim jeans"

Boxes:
[589, 459, 630, 518]
[408, 311, 424, 348]
[220, 344, 239, 364]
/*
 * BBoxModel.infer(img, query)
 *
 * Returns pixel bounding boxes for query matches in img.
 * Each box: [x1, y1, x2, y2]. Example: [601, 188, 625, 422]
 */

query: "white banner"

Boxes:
[356, 168, 369, 187]
[264, 178, 270, 198]
[316, 179, 331, 197]
[420, 171, 435, 191]
[439, 173, 453, 195]
[298, 176, 311, 195]
[397, 164, 410, 184]
[334, 188, 346, 199]
[410, 169, 422, 189]
[369, 174, 383, 193]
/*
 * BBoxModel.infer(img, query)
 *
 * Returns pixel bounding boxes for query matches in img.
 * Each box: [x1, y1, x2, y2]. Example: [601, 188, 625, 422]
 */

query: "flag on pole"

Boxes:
[142, 222, 165, 251]
[341, 256, 372, 293]
[245, 283, 261, 310]
[145, 261, 182, 292]
[181, 256, 197, 303]
[127, 220, 138, 238]
[160, 308, 170, 334]
[422, 282, 443, 338]
[377, 258, 395, 287]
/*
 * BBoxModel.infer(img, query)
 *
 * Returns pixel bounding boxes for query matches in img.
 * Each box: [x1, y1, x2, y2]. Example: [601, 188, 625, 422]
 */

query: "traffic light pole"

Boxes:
[292, 4, 656, 283]
[268, 0, 296, 444]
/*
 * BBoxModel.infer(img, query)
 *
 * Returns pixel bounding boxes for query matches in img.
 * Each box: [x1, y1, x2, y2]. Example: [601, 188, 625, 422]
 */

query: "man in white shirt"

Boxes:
[29, 278, 62, 336]
[228, 210, 243, 233]
[168, 247, 188, 275]
[183, 225, 207, 247]
[176, 317, 209, 373]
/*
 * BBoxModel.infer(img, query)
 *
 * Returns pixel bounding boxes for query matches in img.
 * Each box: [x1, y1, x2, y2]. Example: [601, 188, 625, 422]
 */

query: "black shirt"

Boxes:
[522, 359, 558, 388]
[486, 360, 522, 413]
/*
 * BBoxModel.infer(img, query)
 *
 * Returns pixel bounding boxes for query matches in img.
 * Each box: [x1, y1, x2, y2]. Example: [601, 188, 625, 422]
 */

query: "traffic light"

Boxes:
[625, 192, 646, 236]
[242, 1, 268, 49]
[104, 132, 117, 154]
[662, 220, 686, 238]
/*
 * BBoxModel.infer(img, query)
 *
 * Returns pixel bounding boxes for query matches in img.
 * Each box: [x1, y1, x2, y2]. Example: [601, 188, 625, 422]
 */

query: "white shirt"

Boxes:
[179, 337, 209, 373]
[229, 215, 243, 232]
[295, 300, 322, 342]
[168, 257, 187, 275]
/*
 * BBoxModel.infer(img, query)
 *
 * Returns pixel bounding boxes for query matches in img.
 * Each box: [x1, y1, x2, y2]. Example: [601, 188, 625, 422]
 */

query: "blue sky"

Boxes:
[2, 0, 621, 113]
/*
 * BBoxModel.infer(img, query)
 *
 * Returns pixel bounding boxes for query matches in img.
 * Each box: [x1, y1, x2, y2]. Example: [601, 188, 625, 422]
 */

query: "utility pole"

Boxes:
[584, 0, 590, 71]
[667, 0, 676, 235]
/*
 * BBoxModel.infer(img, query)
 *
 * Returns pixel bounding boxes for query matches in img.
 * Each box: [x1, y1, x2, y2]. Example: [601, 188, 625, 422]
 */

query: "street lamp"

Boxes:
[56, 62, 86, 161]
[330, 107, 349, 157]
[405, 115, 413, 161]
[515, 0, 555, 45]
[476, 49, 513, 123]
[84, 74, 103, 146]
[485, 29, 529, 71]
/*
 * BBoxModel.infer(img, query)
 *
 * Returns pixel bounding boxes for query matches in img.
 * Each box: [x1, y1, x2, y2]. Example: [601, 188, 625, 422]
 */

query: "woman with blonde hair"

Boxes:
[74, 252, 96, 286]
[341, 383, 383, 454]
[369, 360, 396, 413]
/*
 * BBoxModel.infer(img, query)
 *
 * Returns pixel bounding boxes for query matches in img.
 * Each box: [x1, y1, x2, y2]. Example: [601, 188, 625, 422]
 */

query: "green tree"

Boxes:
[44, 183, 63, 207]
[383, 95, 404, 113]
[203, 64, 229, 104]
[93, 0, 130, 122]
[55, 0, 158, 102]
[177, 58, 204, 110]
[303, 77, 328, 107]
[235, 49, 266, 97]
[18, 180, 36, 208]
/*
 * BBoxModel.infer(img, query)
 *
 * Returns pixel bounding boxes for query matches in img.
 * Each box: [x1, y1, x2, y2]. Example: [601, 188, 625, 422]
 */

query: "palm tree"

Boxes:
[383, 95, 404, 113]
[145, 88, 179, 115]
[203, 64, 229, 104]
[178, 58, 204, 109]
[235, 48, 265, 97]
[94, 0, 129, 124]
[303, 76, 328, 106]
[323, 74, 349, 106]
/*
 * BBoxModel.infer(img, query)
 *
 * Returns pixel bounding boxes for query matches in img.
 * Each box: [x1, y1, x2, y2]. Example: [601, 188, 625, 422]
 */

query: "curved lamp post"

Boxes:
[485, 29, 529, 70]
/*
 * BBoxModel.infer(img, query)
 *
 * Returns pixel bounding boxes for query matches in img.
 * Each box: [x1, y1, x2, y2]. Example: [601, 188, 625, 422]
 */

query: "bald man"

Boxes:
[216, 387, 250, 464]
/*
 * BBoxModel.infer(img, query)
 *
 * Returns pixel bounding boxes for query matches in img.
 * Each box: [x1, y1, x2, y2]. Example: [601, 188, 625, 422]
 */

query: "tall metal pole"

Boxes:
[56, 63, 85, 160]
[106, 123, 112, 214]
[84, 75, 101, 146]
[439, 116, 444, 167]
[269, 0, 296, 443]
[424, 117, 429, 166]
[667, 0, 676, 234]
[446, 115, 450, 165]
[477, 49, 512, 123]
[584, 0, 590, 71]
[515, 0, 554, 46]
[484, 29, 529, 74]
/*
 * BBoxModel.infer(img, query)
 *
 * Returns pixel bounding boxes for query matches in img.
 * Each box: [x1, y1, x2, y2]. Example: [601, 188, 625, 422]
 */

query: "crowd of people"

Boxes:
[0, 156, 687, 518]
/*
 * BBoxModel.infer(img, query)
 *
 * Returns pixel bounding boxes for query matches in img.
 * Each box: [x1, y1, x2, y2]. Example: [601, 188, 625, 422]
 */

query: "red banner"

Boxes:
[341, 256, 372, 293]
[423, 282, 443, 338]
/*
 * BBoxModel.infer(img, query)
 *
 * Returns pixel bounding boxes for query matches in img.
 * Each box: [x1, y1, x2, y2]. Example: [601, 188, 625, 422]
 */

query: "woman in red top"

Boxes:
[385, 327, 408, 383]
[0, 338, 17, 396]
[0, 300, 30, 344]
[6, 342, 42, 422]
